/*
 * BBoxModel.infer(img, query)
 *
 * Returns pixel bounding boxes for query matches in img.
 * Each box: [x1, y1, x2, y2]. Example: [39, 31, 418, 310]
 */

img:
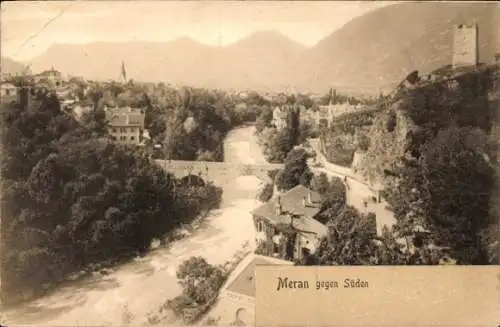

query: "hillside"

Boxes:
[293, 2, 499, 95]
[27, 32, 306, 91]
[1, 57, 29, 76]
[351, 64, 499, 185]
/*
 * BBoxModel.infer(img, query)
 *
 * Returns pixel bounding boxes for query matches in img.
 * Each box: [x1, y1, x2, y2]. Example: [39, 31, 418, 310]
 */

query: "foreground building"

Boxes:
[251, 184, 328, 262]
[200, 253, 293, 326]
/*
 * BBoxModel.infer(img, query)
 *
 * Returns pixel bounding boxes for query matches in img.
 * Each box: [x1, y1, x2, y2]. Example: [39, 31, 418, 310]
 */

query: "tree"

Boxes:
[311, 173, 330, 195]
[258, 183, 274, 202]
[275, 148, 312, 191]
[315, 206, 378, 265]
[420, 126, 494, 264]
[175, 257, 225, 305]
[255, 106, 273, 133]
[267, 169, 280, 183]
[314, 175, 346, 224]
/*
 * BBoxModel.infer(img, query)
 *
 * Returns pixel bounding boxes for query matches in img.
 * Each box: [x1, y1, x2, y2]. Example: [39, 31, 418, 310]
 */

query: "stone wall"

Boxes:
[155, 160, 284, 185]
[453, 23, 478, 68]
[351, 100, 415, 185]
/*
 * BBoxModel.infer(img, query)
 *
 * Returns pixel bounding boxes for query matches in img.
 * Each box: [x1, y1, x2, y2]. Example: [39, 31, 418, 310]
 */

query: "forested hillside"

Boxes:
[362, 65, 499, 264]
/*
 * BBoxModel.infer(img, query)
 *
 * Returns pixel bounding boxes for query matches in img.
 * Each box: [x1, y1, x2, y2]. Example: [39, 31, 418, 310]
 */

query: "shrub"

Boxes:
[258, 183, 274, 202]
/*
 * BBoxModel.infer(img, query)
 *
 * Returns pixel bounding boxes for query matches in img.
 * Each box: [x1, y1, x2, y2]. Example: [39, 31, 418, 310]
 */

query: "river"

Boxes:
[3, 125, 267, 327]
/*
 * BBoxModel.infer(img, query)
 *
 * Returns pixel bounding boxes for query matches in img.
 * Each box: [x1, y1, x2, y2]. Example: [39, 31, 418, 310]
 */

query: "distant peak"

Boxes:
[171, 36, 200, 44]
[231, 30, 306, 49]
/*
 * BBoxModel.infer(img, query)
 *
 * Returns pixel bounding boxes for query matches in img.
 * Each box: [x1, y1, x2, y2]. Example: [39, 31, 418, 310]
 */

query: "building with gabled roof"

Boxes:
[200, 253, 292, 327]
[106, 107, 145, 145]
[251, 184, 327, 262]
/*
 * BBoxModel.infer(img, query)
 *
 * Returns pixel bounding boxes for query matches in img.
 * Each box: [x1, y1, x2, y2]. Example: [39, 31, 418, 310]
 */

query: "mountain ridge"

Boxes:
[9, 3, 500, 94]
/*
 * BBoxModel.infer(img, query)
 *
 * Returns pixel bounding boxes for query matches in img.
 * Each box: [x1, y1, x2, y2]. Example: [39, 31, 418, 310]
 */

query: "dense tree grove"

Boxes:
[146, 86, 266, 161]
[0, 89, 223, 304]
[70, 81, 263, 162]
[305, 67, 499, 267]
[384, 67, 499, 265]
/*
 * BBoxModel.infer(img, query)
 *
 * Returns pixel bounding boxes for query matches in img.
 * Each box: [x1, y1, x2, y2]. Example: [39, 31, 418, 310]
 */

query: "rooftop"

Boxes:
[251, 184, 326, 236]
[106, 111, 145, 126]
[37, 68, 62, 76]
[224, 254, 292, 298]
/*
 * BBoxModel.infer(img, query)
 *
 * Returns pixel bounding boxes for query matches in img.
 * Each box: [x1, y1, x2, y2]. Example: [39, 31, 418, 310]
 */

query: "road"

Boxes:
[3, 125, 267, 327]
[308, 138, 396, 235]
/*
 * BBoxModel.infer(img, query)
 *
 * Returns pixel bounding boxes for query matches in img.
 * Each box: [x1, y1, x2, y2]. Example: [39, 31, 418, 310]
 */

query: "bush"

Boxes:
[258, 183, 274, 202]
[267, 169, 280, 182]
[166, 257, 227, 323]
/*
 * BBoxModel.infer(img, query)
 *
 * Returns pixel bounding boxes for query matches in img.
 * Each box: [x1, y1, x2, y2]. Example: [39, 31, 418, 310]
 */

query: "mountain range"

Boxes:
[3, 2, 499, 95]
[1, 56, 29, 76]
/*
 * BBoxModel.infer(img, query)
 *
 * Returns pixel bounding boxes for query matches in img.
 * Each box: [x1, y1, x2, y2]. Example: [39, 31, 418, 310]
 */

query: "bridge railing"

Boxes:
[154, 159, 284, 170]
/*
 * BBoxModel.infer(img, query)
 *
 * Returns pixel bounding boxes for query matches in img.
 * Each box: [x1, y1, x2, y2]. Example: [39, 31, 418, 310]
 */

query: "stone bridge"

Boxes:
[155, 160, 285, 185]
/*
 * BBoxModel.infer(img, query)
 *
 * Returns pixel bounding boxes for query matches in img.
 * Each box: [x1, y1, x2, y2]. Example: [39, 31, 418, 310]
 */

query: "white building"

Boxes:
[106, 107, 145, 145]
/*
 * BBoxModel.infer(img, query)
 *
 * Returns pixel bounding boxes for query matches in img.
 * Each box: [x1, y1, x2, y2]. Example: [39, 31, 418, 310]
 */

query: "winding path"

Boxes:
[308, 138, 396, 235]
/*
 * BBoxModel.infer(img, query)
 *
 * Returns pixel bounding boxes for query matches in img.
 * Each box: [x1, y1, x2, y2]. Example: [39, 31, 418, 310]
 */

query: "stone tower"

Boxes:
[452, 23, 478, 68]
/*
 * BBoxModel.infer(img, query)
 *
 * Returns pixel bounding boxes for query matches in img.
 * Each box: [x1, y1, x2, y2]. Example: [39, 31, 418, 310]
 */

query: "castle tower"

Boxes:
[452, 23, 478, 68]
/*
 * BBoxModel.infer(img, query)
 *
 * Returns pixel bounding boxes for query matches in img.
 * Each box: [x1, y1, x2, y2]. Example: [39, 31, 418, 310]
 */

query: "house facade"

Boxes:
[200, 253, 293, 326]
[106, 107, 145, 145]
[0, 82, 18, 102]
[251, 185, 328, 262]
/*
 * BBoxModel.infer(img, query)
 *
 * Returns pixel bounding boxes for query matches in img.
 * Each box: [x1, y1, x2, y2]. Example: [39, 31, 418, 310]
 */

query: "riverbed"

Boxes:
[2, 125, 267, 327]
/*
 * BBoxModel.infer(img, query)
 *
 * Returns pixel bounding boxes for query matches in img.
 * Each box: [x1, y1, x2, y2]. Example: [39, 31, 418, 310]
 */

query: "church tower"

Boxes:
[120, 60, 128, 84]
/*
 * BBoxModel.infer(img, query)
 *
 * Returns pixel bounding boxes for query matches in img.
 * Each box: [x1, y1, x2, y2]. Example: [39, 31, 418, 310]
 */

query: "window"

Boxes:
[5, 89, 10, 96]
[112, 128, 117, 133]
[120, 128, 126, 133]
[256, 221, 263, 232]
[130, 136, 135, 141]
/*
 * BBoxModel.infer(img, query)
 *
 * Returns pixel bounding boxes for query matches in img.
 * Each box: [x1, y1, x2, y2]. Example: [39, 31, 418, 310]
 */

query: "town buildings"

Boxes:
[34, 67, 63, 86]
[251, 184, 328, 262]
[106, 107, 145, 145]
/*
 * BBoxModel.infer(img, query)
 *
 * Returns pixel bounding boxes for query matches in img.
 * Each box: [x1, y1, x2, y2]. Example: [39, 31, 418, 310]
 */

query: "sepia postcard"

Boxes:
[0, 1, 499, 326]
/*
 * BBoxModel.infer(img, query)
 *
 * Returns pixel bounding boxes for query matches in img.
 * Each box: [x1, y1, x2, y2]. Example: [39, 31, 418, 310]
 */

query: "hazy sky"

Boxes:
[1, 1, 393, 62]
